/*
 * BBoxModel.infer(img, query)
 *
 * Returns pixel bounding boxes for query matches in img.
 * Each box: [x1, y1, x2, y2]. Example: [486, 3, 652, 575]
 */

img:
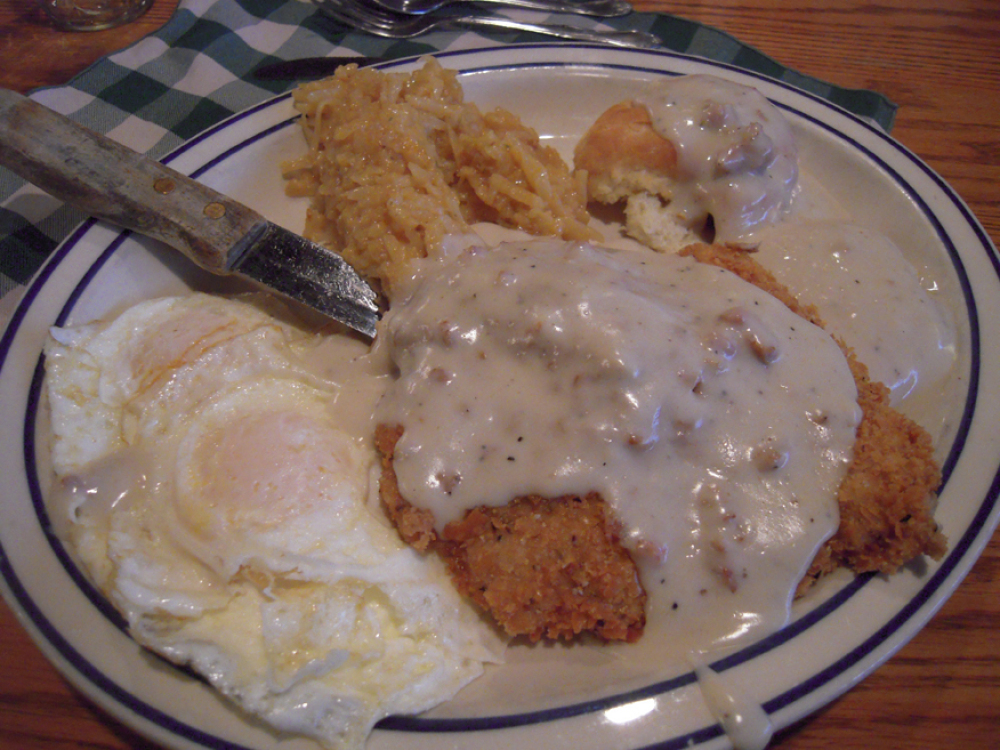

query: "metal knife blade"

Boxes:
[232, 223, 380, 337]
[0, 88, 381, 338]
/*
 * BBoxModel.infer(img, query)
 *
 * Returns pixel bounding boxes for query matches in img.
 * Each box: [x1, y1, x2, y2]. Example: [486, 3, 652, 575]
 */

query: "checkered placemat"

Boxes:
[0, 0, 897, 322]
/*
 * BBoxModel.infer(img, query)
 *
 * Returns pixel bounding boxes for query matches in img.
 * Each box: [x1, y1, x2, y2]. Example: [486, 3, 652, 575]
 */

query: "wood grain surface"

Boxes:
[1, 1, 998, 748]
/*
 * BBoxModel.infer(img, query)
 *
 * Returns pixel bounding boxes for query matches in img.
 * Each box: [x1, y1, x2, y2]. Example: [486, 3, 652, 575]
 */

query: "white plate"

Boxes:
[1, 44, 998, 750]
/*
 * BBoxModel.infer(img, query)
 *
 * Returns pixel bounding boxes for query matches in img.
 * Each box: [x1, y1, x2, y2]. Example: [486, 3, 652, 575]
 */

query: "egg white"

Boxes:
[44, 293, 505, 749]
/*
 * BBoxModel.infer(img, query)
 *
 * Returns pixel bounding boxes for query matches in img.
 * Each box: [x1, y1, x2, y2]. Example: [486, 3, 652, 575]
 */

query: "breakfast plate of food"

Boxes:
[1, 44, 997, 750]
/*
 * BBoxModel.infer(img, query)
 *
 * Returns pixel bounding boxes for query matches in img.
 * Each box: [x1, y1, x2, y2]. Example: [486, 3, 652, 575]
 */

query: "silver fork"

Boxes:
[370, 0, 632, 18]
[314, 0, 661, 49]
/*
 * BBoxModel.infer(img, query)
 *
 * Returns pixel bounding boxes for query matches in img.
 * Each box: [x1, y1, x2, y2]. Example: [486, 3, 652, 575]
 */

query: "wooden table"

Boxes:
[1, 1, 998, 748]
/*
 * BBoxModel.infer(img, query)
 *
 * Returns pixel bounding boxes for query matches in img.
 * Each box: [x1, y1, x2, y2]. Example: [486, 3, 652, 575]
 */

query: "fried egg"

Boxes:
[44, 293, 504, 750]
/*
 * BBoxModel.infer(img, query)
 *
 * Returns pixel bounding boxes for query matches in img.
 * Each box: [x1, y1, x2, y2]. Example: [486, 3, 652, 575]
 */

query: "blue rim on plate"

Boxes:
[1, 44, 997, 750]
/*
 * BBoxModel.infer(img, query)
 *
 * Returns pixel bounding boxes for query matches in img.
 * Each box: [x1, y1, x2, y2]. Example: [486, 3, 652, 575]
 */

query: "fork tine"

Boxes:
[312, 0, 354, 25]
[316, 0, 396, 32]
[315, 0, 433, 36]
[325, 0, 399, 24]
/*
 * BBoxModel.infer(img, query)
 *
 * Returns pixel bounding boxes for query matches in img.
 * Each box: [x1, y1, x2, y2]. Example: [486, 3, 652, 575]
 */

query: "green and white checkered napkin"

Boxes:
[0, 0, 897, 319]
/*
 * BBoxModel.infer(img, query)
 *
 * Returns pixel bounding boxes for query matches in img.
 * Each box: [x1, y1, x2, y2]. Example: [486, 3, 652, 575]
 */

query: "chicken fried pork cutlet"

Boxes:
[372, 237, 946, 645]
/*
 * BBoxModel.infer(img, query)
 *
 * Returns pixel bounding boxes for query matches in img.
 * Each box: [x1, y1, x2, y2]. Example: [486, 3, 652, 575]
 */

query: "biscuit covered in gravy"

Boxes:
[575, 74, 798, 248]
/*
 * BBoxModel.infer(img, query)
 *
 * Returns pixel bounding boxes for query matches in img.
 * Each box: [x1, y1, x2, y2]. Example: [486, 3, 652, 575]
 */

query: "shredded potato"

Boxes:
[283, 57, 597, 295]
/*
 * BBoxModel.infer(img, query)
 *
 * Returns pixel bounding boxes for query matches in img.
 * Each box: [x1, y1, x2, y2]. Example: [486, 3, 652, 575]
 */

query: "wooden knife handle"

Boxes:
[0, 88, 265, 273]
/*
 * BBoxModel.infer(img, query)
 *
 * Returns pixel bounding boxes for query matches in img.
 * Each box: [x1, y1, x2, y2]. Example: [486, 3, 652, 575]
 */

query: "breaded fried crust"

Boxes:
[680, 243, 947, 592]
[375, 425, 646, 642]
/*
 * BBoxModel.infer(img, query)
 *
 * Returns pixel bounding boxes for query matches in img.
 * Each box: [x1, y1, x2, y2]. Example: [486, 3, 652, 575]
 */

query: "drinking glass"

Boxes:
[37, 0, 154, 31]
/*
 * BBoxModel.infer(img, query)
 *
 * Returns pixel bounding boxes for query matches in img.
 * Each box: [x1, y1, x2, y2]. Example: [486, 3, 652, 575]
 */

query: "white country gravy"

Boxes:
[751, 221, 956, 405]
[691, 653, 774, 750]
[635, 74, 799, 243]
[375, 239, 861, 650]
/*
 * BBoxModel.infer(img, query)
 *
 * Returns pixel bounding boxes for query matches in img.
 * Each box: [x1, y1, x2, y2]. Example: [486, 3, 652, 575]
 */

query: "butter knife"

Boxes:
[253, 55, 385, 81]
[0, 89, 381, 338]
